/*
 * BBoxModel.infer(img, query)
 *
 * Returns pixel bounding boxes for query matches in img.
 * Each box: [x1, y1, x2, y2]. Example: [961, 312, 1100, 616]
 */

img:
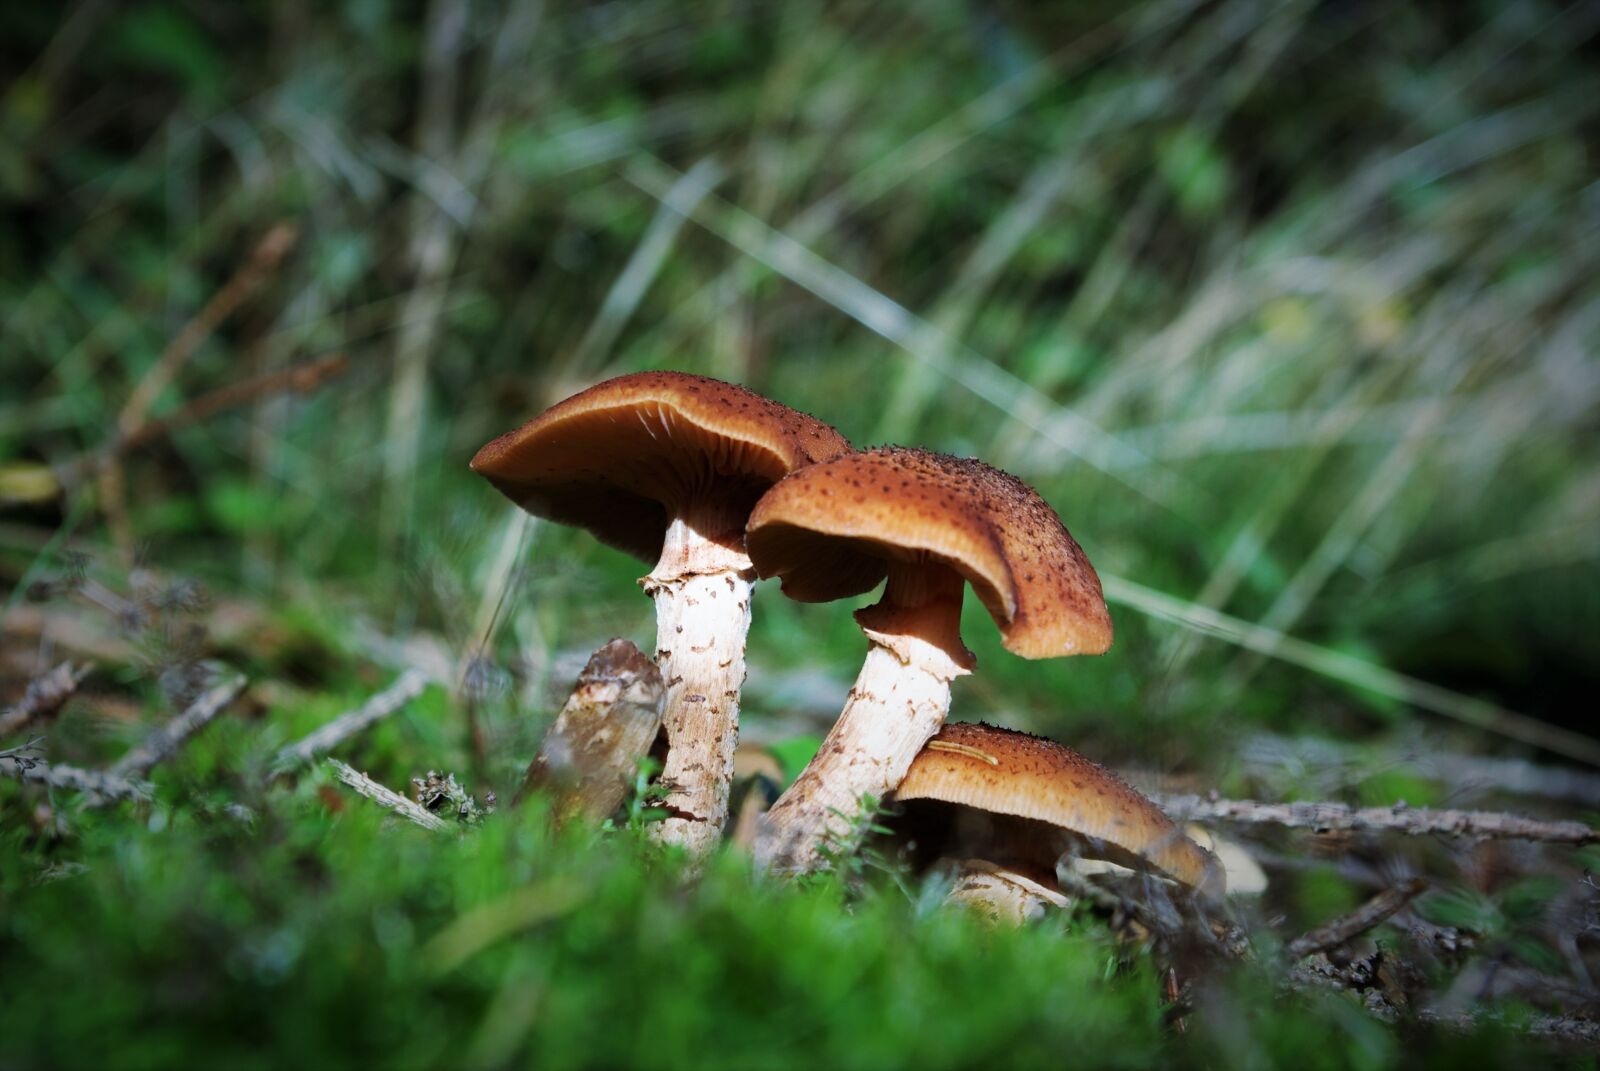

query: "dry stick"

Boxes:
[516, 639, 664, 822]
[99, 223, 300, 558]
[1157, 794, 1600, 845]
[106, 676, 245, 780]
[1292, 965, 1600, 1048]
[3, 757, 152, 801]
[1287, 879, 1429, 959]
[0, 662, 90, 738]
[271, 669, 430, 773]
[327, 759, 447, 832]
[128, 349, 347, 453]
[59, 353, 350, 487]
[1420, 1011, 1600, 1048]
[117, 223, 302, 437]
[0, 737, 45, 769]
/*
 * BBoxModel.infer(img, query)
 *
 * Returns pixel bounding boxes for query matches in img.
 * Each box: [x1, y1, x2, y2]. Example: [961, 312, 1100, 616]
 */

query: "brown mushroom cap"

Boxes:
[470, 372, 852, 562]
[745, 447, 1112, 658]
[894, 722, 1219, 892]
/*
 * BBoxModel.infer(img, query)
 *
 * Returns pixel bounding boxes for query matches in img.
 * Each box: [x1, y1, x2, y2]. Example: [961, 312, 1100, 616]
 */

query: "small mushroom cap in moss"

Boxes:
[895, 722, 1221, 894]
[745, 447, 1112, 658]
[471, 372, 852, 562]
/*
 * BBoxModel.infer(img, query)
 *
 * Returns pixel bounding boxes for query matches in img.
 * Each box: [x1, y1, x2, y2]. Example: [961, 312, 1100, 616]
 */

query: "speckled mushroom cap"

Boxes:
[896, 722, 1220, 893]
[470, 372, 853, 562]
[745, 447, 1113, 658]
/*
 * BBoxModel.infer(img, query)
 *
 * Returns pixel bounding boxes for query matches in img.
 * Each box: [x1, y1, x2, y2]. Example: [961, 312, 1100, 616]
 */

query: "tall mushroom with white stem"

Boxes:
[745, 447, 1114, 875]
[888, 722, 1223, 924]
[471, 372, 851, 857]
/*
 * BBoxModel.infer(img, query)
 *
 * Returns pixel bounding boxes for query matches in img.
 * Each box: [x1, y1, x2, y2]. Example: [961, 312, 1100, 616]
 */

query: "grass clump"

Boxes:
[1, 782, 1170, 1070]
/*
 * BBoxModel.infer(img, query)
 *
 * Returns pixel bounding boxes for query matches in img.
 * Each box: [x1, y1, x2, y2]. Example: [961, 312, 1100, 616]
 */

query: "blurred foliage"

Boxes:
[3, 0, 1599, 1065]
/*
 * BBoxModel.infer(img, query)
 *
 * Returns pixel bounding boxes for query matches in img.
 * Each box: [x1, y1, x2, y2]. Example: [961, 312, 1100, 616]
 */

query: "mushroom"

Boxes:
[887, 722, 1223, 924]
[745, 446, 1113, 874]
[471, 372, 852, 856]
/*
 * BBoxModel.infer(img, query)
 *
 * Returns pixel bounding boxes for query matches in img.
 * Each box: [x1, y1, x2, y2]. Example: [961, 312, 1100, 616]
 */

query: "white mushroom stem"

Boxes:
[643, 512, 754, 858]
[945, 860, 1071, 925]
[754, 565, 972, 875]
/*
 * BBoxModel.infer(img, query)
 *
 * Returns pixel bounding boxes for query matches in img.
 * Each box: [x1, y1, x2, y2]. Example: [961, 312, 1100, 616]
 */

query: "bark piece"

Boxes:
[518, 638, 664, 824]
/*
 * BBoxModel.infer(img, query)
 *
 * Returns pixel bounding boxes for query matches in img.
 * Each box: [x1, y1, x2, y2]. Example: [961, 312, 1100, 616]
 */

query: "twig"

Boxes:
[3, 756, 152, 801]
[327, 758, 447, 831]
[117, 223, 300, 437]
[1157, 794, 1599, 845]
[0, 662, 90, 738]
[106, 676, 245, 780]
[1424, 1011, 1600, 1047]
[271, 669, 430, 773]
[516, 639, 664, 821]
[0, 737, 46, 770]
[1287, 950, 1600, 1047]
[1288, 879, 1429, 958]
[101, 223, 300, 559]
[57, 353, 349, 486]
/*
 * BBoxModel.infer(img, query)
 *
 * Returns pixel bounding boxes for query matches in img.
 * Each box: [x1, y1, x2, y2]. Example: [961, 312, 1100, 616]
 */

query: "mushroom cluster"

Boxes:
[474, 371, 1217, 912]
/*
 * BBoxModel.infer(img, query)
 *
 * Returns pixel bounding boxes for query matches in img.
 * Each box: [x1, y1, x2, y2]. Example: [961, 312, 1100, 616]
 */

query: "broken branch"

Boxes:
[327, 759, 447, 831]
[271, 669, 430, 773]
[57, 353, 350, 487]
[0, 737, 46, 770]
[1288, 878, 1429, 958]
[117, 223, 301, 438]
[100, 222, 300, 558]
[1156, 794, 1599, 845]
[0, 662, 91, 739]
[107, 676, 246, 780]
[2, 755, 152, 801]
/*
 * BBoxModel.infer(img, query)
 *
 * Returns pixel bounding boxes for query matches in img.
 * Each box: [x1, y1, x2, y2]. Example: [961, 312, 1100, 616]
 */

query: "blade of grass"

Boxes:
[626, 155, 1183, 510]
[1101, 572, 1600, 766]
